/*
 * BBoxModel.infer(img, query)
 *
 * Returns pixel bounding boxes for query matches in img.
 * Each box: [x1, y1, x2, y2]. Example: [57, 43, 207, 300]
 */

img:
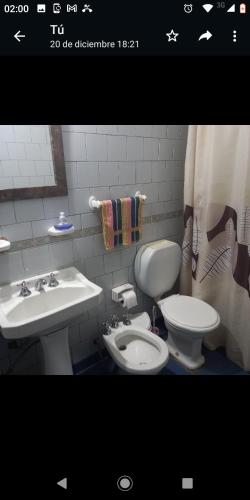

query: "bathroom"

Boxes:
[0, 124, 249, 375]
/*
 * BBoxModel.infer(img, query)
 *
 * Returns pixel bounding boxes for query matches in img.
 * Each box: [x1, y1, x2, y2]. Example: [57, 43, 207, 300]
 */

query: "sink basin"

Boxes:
[0, 266, 103, 339]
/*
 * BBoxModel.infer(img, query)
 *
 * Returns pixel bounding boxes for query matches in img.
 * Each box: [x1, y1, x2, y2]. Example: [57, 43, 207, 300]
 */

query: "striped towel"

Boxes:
[99, 196, 144, 251]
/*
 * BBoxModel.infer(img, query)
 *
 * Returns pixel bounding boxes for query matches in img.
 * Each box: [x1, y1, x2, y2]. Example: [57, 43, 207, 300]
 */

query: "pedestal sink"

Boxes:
[0, 267, 103, 375]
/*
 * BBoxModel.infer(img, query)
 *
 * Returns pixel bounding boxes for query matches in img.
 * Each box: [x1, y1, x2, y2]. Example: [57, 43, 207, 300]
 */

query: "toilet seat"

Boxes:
[158, 294, 220, 333]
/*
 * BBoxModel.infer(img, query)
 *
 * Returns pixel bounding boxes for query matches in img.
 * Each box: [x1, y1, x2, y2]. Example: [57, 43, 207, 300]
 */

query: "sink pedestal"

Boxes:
[40, 327, 73, 375]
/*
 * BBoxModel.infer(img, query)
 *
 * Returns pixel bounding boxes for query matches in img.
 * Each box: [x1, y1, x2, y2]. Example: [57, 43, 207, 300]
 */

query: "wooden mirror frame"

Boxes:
[0, 125, 68, 202]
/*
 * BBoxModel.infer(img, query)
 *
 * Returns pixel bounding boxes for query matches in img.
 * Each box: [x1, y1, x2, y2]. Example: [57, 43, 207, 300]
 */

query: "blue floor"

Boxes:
[75, 319, 249, 376]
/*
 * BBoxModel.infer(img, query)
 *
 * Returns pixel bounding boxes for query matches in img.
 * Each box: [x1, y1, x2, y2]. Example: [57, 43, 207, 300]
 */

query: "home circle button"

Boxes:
[117, 475, 133, 491]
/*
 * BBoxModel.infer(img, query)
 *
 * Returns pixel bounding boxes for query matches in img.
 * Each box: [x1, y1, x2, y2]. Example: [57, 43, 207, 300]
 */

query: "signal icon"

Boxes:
[202, 3, 214, 12]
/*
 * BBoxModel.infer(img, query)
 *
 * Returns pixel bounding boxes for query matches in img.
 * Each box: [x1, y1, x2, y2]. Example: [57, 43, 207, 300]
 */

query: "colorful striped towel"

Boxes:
[99, 196, 144, 251]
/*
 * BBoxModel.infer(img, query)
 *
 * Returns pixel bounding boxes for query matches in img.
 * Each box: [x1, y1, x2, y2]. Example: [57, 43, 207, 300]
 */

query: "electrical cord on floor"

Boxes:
[5, 338, 40, 375]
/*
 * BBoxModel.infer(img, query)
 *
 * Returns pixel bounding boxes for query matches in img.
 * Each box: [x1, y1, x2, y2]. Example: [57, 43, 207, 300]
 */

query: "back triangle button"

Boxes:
[57, 478, 67, 490]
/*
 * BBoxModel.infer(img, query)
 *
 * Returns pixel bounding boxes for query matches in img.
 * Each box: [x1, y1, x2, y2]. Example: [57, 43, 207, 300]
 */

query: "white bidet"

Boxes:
[103, 315, 169, 375]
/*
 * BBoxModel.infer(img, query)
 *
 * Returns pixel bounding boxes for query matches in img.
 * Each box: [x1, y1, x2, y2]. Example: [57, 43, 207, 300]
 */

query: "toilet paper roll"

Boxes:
[121, 289, 138, 309]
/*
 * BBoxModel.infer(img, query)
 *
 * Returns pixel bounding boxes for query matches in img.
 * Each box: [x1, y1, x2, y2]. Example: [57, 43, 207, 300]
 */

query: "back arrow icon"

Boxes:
[198, 30, 212, 41]
[14, 30, 26, 42]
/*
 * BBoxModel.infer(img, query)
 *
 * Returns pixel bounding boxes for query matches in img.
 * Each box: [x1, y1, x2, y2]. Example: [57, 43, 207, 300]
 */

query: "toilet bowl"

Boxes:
[134, 240, 220, 370]
[103, 313, 169, 374]
[158, 294, 220, 369]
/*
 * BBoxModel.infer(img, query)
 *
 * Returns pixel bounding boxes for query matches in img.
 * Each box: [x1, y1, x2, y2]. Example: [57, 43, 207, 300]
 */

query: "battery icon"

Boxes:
[240, 3, 246, 13]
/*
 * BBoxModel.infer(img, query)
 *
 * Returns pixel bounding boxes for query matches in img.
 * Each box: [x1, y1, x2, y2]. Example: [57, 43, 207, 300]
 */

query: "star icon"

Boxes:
[166, 29, 179, 42]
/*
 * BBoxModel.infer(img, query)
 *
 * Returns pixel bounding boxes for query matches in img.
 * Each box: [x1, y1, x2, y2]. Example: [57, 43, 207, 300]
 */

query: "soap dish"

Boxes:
[48, 226, 75, 236]
[54, 223, 73, 230]
[0, 239, 11, 252]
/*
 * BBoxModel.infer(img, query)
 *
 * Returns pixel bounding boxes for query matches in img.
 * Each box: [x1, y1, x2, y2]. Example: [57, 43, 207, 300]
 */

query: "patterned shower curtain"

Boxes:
[180, 125, 250, 372]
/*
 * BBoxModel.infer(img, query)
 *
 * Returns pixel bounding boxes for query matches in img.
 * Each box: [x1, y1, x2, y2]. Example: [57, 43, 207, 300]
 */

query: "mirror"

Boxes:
[0, 125, 67, 201]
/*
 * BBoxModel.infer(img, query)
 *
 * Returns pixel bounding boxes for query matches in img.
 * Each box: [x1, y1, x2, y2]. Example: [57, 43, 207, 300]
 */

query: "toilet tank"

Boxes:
[134, 240, 182, 299]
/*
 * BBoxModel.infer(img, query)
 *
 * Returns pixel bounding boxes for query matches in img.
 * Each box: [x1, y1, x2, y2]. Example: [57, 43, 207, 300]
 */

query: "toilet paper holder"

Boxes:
[112, 283, 135, 304]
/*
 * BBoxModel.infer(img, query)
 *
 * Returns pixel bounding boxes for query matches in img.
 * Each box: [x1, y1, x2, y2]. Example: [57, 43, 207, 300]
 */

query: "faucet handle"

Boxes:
[122, 312, 131, 325]
[101, 320, 111, 335]
[16, 281, 32, 297]
[110, 313, 120, 328]
[48, 272, 59, 287]
[40, 278, 47, 285]
[16, 280, 30, 288]
[17, 280, 27, 286]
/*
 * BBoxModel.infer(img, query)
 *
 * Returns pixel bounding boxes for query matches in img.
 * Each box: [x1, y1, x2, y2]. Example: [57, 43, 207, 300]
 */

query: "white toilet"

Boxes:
[103, 312, 169, 374]
[134, 240, 220, 370]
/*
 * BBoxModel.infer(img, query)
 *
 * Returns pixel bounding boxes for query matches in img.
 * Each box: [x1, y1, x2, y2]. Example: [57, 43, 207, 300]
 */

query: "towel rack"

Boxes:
[88, 191, 147, 209]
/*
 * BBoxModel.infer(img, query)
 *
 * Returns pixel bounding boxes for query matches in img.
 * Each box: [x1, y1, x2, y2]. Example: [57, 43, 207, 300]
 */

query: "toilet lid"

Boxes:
[160, 295, 219, 331]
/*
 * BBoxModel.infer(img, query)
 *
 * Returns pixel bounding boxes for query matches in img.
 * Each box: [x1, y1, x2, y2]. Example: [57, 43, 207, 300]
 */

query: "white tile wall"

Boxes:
[86, 134, 107, 161]
[8, 143, 26, 160]
[68, 188, 90, 214]
[107, 135, 126, 161]
[77, 162, 99, 187]
[49, 240, 74, 268]
[81, 212, 100, 228]
[85, 255, 104, 278]
[0, 251, 24, 284]
[14, 125, 31, 143]
[0, 143, 9, 160]
[0, 201, 16, 225]
[73, 236, 95, 260]
[43, 196, 69, 219]
[18, 160, 37, 177]
[2, 222, 32, 242]
[14, 199, 45, 222]
[0, 126, 55, 188]
[104, 252, 121, 273]
[0, 125, 15, 142]
[62, 125, 97, 133]
[63, 132, 86, 161]
[135, 161, 151, 183]
[99, 162, 119, 186]
[143, 138, 159, 161]
[127, 137, 143, 161]
[0, 125, 188, 374]
[22, 245, 51, 275]
[1, 160, 19, 177]
[65, 162, 78, 188]
[118, 162, 135, 185]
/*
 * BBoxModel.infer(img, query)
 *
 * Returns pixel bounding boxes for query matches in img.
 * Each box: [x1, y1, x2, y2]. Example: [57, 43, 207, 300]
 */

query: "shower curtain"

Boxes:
[180, 125, 250, 371]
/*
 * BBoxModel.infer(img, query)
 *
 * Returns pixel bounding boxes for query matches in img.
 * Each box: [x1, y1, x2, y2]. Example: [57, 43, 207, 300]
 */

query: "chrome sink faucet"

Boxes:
[48, 272, 59, 287]
[35, 278, 47, 292]
[17, 281, 32, 297]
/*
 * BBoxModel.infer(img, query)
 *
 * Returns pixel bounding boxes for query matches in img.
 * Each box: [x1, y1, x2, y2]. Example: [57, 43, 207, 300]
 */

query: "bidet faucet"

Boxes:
[48, 272, 59, 287]
[122, 312, 131, 325]
[35, 278, 47, 292]
[16, 281, 32, 297]
[102, 320, 112, 335]
[110, 314, 119, 328]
